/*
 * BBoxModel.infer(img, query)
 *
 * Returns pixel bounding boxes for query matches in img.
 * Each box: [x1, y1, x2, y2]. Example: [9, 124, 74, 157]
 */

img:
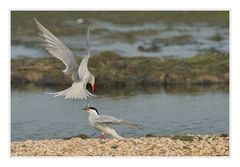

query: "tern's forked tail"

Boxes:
[45, 82, 97, 99]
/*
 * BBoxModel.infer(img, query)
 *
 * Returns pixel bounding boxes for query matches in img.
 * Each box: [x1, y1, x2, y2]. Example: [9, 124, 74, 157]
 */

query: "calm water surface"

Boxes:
[11, 86, 229, 141]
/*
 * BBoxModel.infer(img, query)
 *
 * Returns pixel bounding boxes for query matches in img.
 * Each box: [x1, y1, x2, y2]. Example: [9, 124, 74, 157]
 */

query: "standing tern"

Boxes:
[34, 18, 96, 99]
[82, 105, 143, 139]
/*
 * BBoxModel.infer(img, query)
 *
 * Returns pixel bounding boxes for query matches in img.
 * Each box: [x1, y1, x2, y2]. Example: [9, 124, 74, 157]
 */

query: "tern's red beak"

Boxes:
[91, 84, 95, 93]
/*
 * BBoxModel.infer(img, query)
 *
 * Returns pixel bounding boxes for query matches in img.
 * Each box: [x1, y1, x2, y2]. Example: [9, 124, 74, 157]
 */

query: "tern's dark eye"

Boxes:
[86, 83, 92, 90]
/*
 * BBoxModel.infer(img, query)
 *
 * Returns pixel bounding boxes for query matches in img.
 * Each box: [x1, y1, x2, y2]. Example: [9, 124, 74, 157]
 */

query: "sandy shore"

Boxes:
[11, 134, 229, 156]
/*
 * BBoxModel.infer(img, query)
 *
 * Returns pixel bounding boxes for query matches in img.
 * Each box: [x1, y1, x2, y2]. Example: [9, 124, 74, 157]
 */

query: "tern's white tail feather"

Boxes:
[108, 129, 124, 139]
[46, 82, 90, 99]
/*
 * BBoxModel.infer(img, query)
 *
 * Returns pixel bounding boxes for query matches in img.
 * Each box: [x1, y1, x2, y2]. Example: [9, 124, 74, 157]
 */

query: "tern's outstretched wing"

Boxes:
[46, 82, 90, 99]
[78, 28, 91, 81]
[95, 115, 143, 130]
[78, 55, 90, 80]
[34, 18, 79, 81]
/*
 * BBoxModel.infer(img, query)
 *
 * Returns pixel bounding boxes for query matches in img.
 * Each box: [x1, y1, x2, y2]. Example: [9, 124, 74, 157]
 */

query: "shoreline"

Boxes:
[11, 134, 229, 156]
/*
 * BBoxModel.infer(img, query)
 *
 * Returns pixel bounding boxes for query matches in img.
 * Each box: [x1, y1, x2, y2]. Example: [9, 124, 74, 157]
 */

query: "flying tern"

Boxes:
[34, 18, 96, 99]
[82, 105, 143, 139]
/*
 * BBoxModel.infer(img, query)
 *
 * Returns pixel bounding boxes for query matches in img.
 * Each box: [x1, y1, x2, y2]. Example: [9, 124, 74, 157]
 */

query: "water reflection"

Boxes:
[12, 83, 229, 97]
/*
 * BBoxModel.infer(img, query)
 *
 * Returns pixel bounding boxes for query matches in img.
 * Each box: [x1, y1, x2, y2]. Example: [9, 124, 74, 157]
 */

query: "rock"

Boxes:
[111, 144, 119, 149]
[145, 134, 155, 137]
[63, 134, 90, 140]
[220, 134, 228, 137]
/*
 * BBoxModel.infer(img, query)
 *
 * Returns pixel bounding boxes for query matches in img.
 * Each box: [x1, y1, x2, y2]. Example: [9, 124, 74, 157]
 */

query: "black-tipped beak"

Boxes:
[83, 103, 90, 111]
[82, 107, 89, 111]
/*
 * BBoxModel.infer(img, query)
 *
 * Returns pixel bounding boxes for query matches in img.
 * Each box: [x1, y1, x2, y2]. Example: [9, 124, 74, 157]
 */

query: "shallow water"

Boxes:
[11, 21, 228, 58]
[11, 86, 229, 141]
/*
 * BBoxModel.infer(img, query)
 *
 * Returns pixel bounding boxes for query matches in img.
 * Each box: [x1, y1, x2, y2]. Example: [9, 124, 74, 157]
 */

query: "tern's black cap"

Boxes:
[89, 107, 99, 115]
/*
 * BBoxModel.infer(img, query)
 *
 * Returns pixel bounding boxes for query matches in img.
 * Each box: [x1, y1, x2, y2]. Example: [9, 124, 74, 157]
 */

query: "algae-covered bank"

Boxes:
[11, 51, 229, 88]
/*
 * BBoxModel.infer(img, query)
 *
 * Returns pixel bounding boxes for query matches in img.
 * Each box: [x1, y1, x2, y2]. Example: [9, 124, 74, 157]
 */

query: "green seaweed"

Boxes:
[209, 33, 224, 42]
[11, 51, 229, 88]
[171, 135, 194, 142]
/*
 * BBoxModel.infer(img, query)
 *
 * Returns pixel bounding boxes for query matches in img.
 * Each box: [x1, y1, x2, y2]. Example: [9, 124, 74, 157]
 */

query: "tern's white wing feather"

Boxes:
[95, 115, 143, 129]
[78, 55, 90, 80]
[34, 18, 79, 81]
[78, 28, 91, 81]
[46, 82, 90, 99]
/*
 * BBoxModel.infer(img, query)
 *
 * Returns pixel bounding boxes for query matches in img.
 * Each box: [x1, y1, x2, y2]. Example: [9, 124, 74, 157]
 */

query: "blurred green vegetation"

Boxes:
[11, 11, 229, 36]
